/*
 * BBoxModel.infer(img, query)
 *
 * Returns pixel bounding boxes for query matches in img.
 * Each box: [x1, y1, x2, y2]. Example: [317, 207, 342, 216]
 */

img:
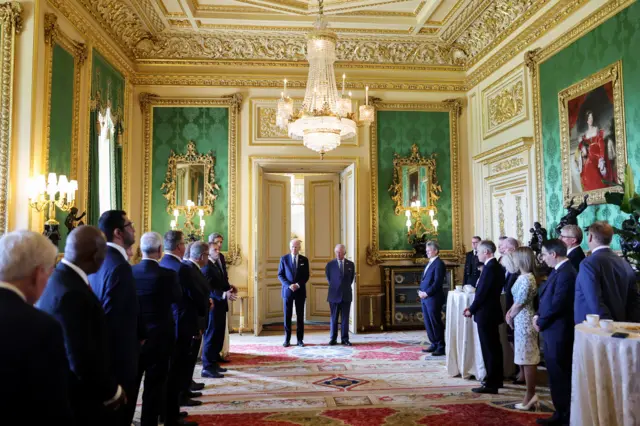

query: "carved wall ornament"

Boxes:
[482, 65, 527, 139]
[515, 195, 524, 243]
[258, 107, 288, 139]
[498, 198, 506, 237]
[492, 157, 524, 174]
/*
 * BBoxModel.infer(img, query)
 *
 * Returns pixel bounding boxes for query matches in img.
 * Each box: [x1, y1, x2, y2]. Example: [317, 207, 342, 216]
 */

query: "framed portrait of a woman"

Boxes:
[559, 61, 627, 206]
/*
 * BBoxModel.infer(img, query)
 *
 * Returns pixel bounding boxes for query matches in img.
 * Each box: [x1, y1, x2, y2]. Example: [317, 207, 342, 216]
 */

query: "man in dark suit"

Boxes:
[0, 231, 72, 425]
[38, 226, 127, 425]
[160, 232, 208, 414]
[419, 241, 446, 356]
[181, 242, 213, 396]
[464, 240, 505, 394]
[88, 210, 141, 425]
[326, 244, 355, 346]
[560, 224, 585, 272]
[575, 221, 640, 323]
[202, 232, 237, 378]
[534, 239, 577, 426]
[133, 232, 183, 426]
[278, 238, 310, 347]
[463, 236, 482, 286]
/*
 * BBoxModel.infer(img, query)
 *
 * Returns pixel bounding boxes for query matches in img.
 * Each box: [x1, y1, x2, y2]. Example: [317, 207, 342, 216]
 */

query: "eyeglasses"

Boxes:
[123, 221, 135, 229]
[560, 235, 575, 239]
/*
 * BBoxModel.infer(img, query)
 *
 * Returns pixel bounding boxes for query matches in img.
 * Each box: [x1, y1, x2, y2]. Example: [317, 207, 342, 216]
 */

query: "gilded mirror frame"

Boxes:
[389, 144, 441, 216]
[161, 141, 218, 215]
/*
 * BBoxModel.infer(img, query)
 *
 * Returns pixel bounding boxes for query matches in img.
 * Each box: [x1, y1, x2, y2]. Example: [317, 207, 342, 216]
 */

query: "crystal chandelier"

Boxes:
[276, 0, 374, 158]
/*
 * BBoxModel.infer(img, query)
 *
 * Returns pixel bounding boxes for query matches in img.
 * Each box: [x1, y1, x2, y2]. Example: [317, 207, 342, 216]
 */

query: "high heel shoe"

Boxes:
[514, 394, 539, 411]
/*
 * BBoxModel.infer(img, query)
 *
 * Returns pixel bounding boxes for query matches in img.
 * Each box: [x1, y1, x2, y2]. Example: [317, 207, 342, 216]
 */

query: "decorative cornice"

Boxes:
[440, 0, 492, 43]
[0, 2, 22, 34]
[472, 137, 534, 163]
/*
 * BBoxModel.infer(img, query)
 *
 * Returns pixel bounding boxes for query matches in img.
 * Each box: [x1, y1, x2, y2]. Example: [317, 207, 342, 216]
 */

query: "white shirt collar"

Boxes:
[592, 245, 610, 253]
[163, 252, 182, 262]
[555, 258, 570, 270]
[142, 258, 159, 264]
[484, 256, 495, 265]
[106, 242, 128, 261]
[429, 255, 439, 263]
[0, 281, 26, 302]
[567, 246, 578, 255]
[61, 259, 89, 286]
[189, 259, 201, 270]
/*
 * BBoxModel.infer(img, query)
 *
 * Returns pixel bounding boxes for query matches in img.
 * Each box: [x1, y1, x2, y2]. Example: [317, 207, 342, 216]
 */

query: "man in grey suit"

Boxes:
[574, 221, 640, 324]
[326, 244, 355, 346]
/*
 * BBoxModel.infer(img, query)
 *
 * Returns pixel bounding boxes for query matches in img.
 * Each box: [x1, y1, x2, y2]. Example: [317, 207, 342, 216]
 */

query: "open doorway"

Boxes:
[250, 158, 358, 336]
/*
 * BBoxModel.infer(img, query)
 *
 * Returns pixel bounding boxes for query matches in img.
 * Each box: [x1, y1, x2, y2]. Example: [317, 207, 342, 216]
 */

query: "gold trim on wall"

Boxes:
[525, 0, 635, 226]
[139, 94, 242, 265]
[0, 2, 21, 234]
[367, 100, 464, 265]
[42, 13, 87, 182]
[481, 65, 528, 139]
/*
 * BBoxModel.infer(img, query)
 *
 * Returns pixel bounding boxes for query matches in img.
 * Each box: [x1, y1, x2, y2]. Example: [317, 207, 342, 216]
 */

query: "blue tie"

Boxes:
[292, 255, 297, 276]
[339, 260, 343, 276]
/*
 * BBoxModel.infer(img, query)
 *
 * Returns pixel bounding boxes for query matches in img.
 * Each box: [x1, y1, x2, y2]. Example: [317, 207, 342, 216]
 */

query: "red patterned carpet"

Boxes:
[138, 331, 554, 425]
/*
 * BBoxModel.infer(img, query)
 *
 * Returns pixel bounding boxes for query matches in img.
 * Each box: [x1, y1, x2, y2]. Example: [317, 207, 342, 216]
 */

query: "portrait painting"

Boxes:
[559, 61, 626, 205]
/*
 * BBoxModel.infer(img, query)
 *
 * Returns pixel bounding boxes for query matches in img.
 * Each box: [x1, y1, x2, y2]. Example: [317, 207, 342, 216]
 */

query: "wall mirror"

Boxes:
[161, 141, 218, 215]
[389, 143, 441, 215]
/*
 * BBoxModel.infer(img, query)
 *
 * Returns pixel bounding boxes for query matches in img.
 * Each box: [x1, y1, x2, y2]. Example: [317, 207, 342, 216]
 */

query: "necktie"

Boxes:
[292, 255, 297, 276]
[339, 260, 343, 276]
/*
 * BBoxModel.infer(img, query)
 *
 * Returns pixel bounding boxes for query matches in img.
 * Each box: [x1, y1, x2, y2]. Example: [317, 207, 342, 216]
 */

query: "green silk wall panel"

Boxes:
[377, 110, 453, 251]
[49, 44, 74, 251]
[151, 107, 229, 251]
[540, 2, 640, 250]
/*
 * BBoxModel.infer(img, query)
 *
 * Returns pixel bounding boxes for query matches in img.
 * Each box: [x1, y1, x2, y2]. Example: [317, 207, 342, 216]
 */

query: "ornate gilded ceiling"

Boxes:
[56, 0, 550, 69]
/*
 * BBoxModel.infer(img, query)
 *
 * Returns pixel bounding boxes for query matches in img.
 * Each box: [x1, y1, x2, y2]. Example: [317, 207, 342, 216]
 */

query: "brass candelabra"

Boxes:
[27, 173, 78, 247]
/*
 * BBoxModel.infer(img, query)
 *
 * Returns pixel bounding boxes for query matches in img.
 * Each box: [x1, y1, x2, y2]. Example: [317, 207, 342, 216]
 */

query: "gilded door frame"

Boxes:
[140, 93, 242, 265]
[367, 100, 464, 265]
[42, 13, 87, 187]
[0, 2, 22, 234]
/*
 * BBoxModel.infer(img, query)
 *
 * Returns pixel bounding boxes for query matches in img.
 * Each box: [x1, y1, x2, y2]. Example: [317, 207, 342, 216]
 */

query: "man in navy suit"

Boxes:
[326, 244, 355, 346]
[160, 231, 204, 422]
[0, 231, 72, 425]
[278, 238, 310, 347]
[534, 239, 577, 426]
[419, 241, 446, 356]
[560, 225, 585, 272]
[39, 226, 127, 425]
[202, 233, 237, 378]
[464, 240, 505, 394]
[574, 221, 640, 324]
[133, 232, 183, 426]
[463, 236, 482, 286]
[88, 210, 141, 425]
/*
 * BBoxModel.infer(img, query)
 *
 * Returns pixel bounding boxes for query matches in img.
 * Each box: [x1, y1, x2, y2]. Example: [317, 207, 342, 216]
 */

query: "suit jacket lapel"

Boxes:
[541, 269, 555, 299]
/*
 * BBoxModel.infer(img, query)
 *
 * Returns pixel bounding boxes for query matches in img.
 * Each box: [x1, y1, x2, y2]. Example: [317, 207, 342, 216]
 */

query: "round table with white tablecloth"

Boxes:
[445, 290, 515, 381]
[570, 322, 640, 426]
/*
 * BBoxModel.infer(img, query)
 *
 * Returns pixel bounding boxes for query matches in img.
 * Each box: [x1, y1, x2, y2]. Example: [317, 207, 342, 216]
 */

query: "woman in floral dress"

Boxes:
[506, 247, 540, 410]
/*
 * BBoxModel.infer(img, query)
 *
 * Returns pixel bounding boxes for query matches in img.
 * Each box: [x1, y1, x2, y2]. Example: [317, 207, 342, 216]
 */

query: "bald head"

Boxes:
[64, 226, 107, 275]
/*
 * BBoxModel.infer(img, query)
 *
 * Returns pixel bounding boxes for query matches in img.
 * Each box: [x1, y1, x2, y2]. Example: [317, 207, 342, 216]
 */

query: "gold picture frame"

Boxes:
[0, 2, 21, 234]
[558, 61, 626, 206]
[161, 141, 218, 215]
[139, 93, 242, 265]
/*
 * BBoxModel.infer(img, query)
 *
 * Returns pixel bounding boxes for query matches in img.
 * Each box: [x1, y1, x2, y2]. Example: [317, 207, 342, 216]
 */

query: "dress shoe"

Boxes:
[216, 366, 228, 373]
[342, 341, 353, 346]
[216, 357, 231, 363]
[512, 379, 526, 385]
[515, 394, 539, 411]
[177, 420, 198, 426]
[297, 341, 304, 347]
[202, 369, 224, 378]
[185, 390, 202, 398]
[481, 381, 504, 389]
[190, 381, 205, 391]
[471, 386, 499, 394]
[179, 398, 202, 407]
[431, 349, 445, 356]
[328, 340, 337, 346]
[283, 341, 290, 347]
[422, 346, 436, 353]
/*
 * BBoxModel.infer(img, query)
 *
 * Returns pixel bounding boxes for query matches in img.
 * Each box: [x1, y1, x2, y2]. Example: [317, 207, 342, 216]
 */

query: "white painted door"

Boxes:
[260, 173, 291, 327]
[304, 174, 340, 322]
[340, 163, 358, 333]
[253, 166, 264, 336]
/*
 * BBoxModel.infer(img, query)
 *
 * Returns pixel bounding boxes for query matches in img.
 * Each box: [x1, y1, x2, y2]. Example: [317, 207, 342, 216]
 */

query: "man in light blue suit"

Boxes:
[419, 241, 446, 356]
[575, 221, 640, 324]
[278, 239, 310, 347]
[326, 244, 355, 346]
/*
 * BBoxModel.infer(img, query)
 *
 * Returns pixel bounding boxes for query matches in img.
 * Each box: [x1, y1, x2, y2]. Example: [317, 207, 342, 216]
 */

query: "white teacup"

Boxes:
[599, 319, 614, 332]
[455, 285, 463, 292]
[586, 314, 600, 327]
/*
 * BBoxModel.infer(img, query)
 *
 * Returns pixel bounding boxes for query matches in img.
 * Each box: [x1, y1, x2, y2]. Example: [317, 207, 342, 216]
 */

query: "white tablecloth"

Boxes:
[445, 290, 515, 381]
[571, 322, 640, 426]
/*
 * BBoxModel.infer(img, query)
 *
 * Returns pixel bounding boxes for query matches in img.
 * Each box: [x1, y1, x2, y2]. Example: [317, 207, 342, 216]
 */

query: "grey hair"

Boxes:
[562, 224, 583, 244]
[0, 230, 58, 282]
[334, 243, 346, 251]
[140, 232, 163, 255]
[501, 253, 519, 274]
[504, 237, 520, 250]
[478, 240, 496, 254]
[426, 240, 440, 252]
[290, 238, 301, 247]
[207, 233, 224, 243]
[189, 241, 209, 260]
